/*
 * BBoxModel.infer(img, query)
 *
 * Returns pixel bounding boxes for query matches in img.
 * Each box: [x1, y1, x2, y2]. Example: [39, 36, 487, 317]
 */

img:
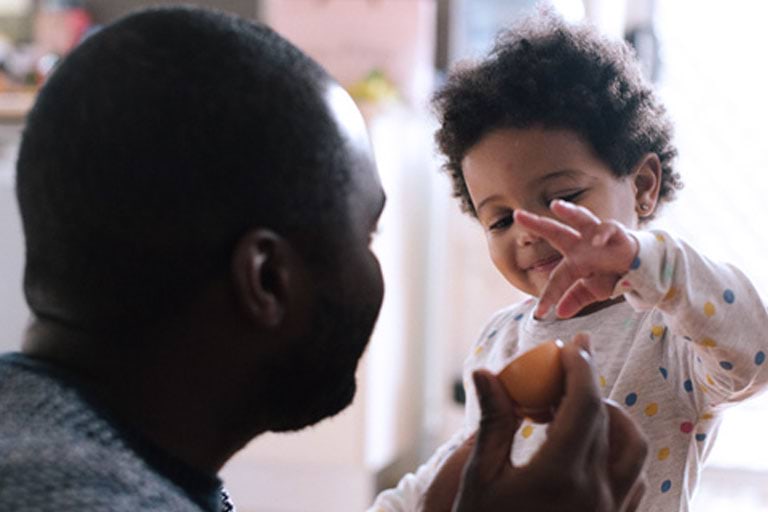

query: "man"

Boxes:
[0, 6, 646, 511]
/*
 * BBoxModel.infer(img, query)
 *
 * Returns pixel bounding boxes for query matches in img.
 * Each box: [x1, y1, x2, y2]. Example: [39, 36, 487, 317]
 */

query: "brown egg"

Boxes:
[498, 339, 565, 421]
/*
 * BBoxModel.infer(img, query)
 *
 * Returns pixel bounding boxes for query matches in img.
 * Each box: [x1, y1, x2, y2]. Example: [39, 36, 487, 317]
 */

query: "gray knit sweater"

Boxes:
[0, 353, 235, 511]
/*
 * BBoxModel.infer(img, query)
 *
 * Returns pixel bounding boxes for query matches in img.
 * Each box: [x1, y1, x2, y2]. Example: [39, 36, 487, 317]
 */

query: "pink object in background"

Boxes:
[262, 0, 436, 108]
[34, 7, 91, 57]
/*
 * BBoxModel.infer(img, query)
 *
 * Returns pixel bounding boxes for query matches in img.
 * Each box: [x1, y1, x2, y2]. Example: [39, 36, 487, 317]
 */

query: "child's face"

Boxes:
[462, 127, 640, 297]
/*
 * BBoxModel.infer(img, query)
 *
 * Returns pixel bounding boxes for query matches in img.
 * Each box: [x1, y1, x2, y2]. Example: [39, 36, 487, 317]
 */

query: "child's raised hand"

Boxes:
[515, 200, 639, 319]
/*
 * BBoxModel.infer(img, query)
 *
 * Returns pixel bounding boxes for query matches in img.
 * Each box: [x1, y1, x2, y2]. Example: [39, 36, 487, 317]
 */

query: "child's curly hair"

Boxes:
[433, 12, 681, 218]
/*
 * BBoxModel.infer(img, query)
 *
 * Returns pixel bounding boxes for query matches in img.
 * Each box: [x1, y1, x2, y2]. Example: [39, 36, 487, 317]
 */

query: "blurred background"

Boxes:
[0, 1, 766, 510]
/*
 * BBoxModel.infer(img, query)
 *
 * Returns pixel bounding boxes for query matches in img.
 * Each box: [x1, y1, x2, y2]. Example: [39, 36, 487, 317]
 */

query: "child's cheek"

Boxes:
[488, 241, 540, 296]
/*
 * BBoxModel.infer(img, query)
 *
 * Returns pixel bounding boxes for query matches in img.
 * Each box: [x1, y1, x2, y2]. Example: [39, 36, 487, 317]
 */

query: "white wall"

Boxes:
[0, 123, 28, 353]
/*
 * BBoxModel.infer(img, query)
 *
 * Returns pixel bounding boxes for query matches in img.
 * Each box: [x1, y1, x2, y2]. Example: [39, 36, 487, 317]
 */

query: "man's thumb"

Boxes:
[469, 370, 521, 479]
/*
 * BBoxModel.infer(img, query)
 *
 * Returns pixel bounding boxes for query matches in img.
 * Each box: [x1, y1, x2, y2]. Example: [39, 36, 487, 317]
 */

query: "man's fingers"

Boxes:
[536, 335, 605, 464]
[467, 370, 522, 481]
[606, 401, 649, 509]
[570, 332, 592, 352]
[514, 209, 581, 254]
[421, 435, 477, 512]
[622, 478, 647, 512]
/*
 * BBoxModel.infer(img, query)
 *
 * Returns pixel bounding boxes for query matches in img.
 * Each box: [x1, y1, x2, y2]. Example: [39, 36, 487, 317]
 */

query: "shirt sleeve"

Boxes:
[617, 229, 768, 406]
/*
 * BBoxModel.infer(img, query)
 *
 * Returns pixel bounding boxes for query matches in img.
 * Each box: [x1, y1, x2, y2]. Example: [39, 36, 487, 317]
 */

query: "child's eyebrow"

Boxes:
[475, 194, 504, 215]
[537, 169, 584, 184]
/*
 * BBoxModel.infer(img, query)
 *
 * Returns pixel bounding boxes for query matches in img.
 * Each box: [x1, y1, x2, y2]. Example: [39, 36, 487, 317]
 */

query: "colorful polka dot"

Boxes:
[487, 330, 497, 339]
[756, 351, 766, 366]
[656, 234, 666, 243]
[680, 421, 694, 433]
[474, 345, 484, 356]
[664, 287, 678, 302]
[625, 393, 638, 406]
[521, 425, 534, 439]
[658, 447, 670, 461]
[684, 379, 693, 392]
[630, 256, 641, 270]
[514, 313, 524, 321]
[704, 302, 716, 317]
[599, 375, 607, 388]
[621, 280, 632, 288]
[719, 361, 734, 371]
[701, 337, 717, 348]
[723, 289, 735, 303]
[659, 367, 668, 379]
[645, 403, 659, 416]
[651, 325, 665, 338]
[661, 480, 672, 493]
[701, 412, 714, 420]
[706, 375, 715, 386]
[663, 265, 674, 281]
[695, 433, 707, 442]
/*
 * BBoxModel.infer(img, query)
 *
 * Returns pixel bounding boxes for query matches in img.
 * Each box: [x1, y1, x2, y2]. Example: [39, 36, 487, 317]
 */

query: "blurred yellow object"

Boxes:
[347, 69, 398, 104]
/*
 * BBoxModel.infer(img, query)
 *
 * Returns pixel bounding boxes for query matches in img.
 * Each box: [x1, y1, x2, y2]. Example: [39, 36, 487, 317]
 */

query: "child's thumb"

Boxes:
[468, 370, 522, 480]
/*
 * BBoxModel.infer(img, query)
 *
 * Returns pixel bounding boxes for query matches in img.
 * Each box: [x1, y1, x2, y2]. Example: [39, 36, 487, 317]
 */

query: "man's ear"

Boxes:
[632, 153, 662, 218]
[231, 229, 305, 328]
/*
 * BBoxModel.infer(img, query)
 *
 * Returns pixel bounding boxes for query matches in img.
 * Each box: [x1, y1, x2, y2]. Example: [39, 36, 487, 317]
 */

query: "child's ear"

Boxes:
[632, 153, 662, 218]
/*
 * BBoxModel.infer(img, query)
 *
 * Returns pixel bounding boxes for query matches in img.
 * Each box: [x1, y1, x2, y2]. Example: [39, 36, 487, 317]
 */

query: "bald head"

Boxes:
[17, 6, 357, 329]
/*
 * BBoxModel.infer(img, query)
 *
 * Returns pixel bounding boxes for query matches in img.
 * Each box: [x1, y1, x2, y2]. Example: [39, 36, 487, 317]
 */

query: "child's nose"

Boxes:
[515, 224, 541, 247]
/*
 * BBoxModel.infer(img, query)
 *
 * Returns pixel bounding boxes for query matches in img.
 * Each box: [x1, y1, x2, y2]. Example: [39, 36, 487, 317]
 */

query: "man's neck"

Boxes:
[21, 315, 264, 474]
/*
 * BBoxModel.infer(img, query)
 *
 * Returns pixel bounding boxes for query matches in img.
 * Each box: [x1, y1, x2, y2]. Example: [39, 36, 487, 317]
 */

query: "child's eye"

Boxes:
[552, 190, 585, 203]
[489, 214, 513, 231]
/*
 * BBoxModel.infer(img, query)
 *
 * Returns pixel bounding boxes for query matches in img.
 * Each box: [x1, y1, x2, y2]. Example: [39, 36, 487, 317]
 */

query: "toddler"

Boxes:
[371, 12, 768, 512]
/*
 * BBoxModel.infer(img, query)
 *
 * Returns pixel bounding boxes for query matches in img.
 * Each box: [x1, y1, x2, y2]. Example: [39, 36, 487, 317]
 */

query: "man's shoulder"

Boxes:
[0, 353, 99, 437]
[0, 436, 206, 511]
[0, 355, 209, 511]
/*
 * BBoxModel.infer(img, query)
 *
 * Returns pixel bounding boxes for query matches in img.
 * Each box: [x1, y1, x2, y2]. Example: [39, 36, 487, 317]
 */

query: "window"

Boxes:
[654, 2, 768, 509]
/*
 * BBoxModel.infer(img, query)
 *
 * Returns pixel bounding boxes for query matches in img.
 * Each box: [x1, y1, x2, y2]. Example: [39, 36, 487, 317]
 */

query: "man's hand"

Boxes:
[421, 434, 479, 512]
[514, 200, 639, 319]
[424, 334, 648, 512]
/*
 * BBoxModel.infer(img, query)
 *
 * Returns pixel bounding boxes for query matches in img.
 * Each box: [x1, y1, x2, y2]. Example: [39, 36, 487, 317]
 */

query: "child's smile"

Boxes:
[462, 126, 641, 298]
[526, 254, 563, 275]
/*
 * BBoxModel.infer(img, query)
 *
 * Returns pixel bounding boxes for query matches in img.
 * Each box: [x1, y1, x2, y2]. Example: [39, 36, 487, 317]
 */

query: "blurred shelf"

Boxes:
[0, 88, 36, 123]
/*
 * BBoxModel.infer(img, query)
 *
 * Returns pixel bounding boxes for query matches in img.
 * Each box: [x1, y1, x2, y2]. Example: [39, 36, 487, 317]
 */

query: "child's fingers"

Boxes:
[534, 262, 580, 317]
[514, 210, 581, 254]
[555, 275, 617, 319]
[591, 221, 620, 247]
[555, 280, 600, 319]
[549, 199, 601, 234]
